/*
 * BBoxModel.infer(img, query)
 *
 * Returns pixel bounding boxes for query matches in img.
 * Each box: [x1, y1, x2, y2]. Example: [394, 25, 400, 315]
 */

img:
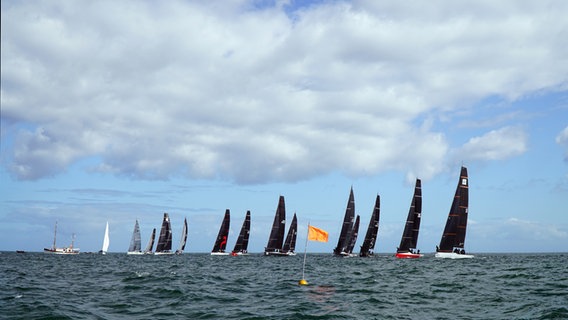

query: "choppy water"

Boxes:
[1, 252, 567, 319]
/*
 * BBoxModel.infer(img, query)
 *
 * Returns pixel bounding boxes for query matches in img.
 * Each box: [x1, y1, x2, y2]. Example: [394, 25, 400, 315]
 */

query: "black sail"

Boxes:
[333, 187, 355, 255]
[360, 195, 381, 257]
[265, 196, 286, 254]
[438, 166, 469, 252]
[155, 213, 172, 253]
[345, 215, 360, 254]
[397, 179, 422, 253]
[212, 209, 231, 253]
[144, 228, 156, 253]
[232, 211, 251, 254]
[282, 213, 298, 253]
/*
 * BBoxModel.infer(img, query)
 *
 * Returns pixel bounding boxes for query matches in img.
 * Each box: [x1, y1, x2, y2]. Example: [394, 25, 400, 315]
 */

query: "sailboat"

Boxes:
[281, 213, 298, 256]
[231, 211, 251, 256]
[396, 179, 423, 259]
[264, 196, 297, 256]
[43, 222, 80, 254]
[360, 195, 381, 257]
[127, 220, 144, 255]
[99, 221, 110, 254]
[333, 187, 356, 256]
[344, 215, 360, 256]
[144, 228, 156, 254]
[154, 213, 174, 255]
[211, 209, 231, 255]
[435, 166, 474, 259]
[175, 218, 188, 255]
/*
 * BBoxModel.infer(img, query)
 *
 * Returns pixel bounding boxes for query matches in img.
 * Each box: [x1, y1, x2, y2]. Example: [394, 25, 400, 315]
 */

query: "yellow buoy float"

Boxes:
[298, 279, 308, 286]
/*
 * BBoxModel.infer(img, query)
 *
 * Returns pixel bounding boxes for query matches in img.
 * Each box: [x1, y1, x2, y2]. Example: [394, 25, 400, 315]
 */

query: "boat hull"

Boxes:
[44, 248, 80, 255]
[435, 252, 474, 259]
[153, 251, 174, 255]
[231, 252, 249, 256]
[264, 251, 296, 256]
[211, 252, 230, 256]
[395, 252, 423, 259]
[127, 251, 145, 255]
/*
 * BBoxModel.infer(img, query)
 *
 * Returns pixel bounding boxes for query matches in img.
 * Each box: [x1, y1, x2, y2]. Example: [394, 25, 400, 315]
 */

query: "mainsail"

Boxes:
[360, 195, 380, 257]
[155, 213, 173, 254]
[101, 221, 110, 254]
[345, 215, 360, 255]
[232, 211, 251, 255]
[282, 213, 298, 254]
[144, 228, 156, 254]
[265, 196, 286, 255]
[176, 218, 188, 255]
[128, 220, 142, 254]
[397, 179, 422, 254]
[437, 166, 469, 253]
[212, 210, 230, 254]
[333, 187, 355, 256]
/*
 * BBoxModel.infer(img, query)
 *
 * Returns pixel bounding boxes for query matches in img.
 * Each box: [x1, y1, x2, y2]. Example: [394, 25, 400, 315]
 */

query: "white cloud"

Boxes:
[1, 1, 567, 183]
[556, 126, 568, 161]
[455, 126, 527, 162]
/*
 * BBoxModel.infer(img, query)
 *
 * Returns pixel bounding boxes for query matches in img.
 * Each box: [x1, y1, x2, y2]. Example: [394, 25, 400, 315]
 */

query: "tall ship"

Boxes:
[231, 211, 251, 256]
[127, 220, 144, 255]
[435, 166, 474, 259]
[360, 195, 381, 257]
[154, 213, 174, 255]
[264, 196, 297, 256]
[211, 210, 231, 255]
[333, 187, 357, 257]
[395, 179, 423, 259]
[175, 217, 188, 255]
[43, 222, 80, 255]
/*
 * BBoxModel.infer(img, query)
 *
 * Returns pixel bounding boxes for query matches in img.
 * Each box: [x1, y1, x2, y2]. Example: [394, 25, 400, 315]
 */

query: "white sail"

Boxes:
[101, 222, 110, 254]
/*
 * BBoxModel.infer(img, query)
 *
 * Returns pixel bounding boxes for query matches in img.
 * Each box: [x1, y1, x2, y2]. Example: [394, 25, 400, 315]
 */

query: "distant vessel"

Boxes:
[43, 222, 80, 255]
[333, 187, 358, 257]
[264, 196, 297, 256]
[435, 166, 474, 259]
[396, 179, 423, 259]
[144, 228, 156, 254]
[99, 221, 110, 255]
[175, 218, 188, 255]
[360, 195, 381, 257]
[211, 209, 231, 255]
[154, 213, 174, 255]
[231, 211, 251, 256]
[127, 220, 144, 255]
[281, 213, 298, 256]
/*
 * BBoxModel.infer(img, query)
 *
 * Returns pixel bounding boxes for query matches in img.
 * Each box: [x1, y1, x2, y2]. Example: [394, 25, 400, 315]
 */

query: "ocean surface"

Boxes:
[1, 252, 566, 320]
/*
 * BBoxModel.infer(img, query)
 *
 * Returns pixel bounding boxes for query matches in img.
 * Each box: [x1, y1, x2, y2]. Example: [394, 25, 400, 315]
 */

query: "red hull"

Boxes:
[395, 252, 422, 259]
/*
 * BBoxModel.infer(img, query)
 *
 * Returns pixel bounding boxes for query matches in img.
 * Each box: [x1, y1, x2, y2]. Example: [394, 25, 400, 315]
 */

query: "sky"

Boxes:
[1, 0, 567, 253]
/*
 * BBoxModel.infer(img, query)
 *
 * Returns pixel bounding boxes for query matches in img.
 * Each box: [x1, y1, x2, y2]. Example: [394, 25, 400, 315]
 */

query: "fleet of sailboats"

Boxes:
[41, 167, 474, 258]
[395, 179, 423, 259]
[211, 210, 231, 255]
[435, 166, 474, 259]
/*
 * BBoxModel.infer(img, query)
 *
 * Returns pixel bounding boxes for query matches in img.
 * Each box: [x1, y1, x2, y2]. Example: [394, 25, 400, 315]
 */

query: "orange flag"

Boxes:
[308, 225, 329, 242]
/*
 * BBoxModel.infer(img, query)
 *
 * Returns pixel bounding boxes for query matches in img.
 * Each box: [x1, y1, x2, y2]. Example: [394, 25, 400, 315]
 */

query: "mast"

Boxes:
[212, 210, 230, 253]
[265, 196, 286, 253]
[155, 213, 172, 253]
[52, 221, 58, 250]
[397, 179, 422, 253]
[438, 166, 469, 252]
[333, 187, 355, 255]
[232, 211, 251, 254]
[360, 194, 380, 257]
[282, 213, 298, 253]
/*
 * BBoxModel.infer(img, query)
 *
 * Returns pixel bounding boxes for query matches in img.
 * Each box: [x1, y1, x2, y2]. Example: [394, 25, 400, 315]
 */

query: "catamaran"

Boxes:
[43, 221, 80, 254]
[211, 210, 231, 255]
[231, 211, 251, 256]
[435, 166, 474, 259]
[395, 179, 423, 259]
[154, 213, 174, 255]
[360, 195, 381, 257]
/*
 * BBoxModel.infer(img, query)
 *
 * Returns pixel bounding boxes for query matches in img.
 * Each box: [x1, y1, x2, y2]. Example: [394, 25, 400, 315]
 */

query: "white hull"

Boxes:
[44, 248, 80, 255]
[154, 251, 174, 255]
[127, 251, 145, 255]
[435, 252, 474, 259]
[265, 251, 296, 256]
[231, 252, 249, 256]
[211, 252, 230, 256]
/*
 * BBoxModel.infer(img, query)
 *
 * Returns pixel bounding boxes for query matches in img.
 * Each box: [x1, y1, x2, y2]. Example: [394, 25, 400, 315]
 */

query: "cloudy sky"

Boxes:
[1, 0, 567, 253]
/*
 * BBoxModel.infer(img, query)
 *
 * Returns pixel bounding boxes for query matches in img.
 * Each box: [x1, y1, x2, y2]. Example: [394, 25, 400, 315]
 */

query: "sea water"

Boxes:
[1, 252, 566, 319]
